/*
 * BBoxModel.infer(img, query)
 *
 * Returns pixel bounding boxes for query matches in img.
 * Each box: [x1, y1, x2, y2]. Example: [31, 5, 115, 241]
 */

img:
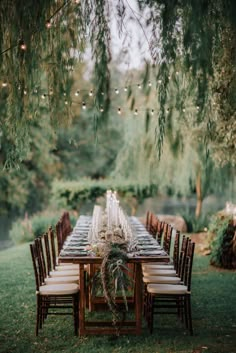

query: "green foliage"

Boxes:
[181, 211, 210, 233]
[9, 210, 77, 245]
[51, 178, 158, 212]
[9, 217, 33, 244]
[210, 214, 236, 268]
[0, 0, 235, 165]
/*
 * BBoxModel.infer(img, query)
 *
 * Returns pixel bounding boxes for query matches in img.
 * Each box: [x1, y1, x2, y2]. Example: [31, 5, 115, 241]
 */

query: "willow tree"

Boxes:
[0, 0, 235, 167]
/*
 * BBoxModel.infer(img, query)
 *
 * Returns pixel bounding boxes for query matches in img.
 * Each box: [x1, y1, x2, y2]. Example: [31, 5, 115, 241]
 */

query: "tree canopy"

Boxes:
[0, 0, 235, 167]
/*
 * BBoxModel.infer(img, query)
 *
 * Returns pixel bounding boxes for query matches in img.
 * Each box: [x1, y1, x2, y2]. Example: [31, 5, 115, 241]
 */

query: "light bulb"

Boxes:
[182, 108, 186, 112]
[115, 88, 119, 94]
[49, 89, 53, 95]
[124, 86, 128, 92]
[137, 84, 141, 89]
[19, 40, 26, 50]
[100, 106, 104, 112]
[197, 105, 200, 110]
[63, 92, 66, 96]
[166, 108, 170, 113]
[2, 82, 7, 87]
[158, 79, 162, 84]
[117, 108, 121, 115]
[24, 90, 27, 95]
[134, 109, 138, 115]
[89, 89, 93, 96]
[46, 21, 52, 29]
[65, 100, 68, 105]
[101, 91, 104, 96]
[41, 93, 46, 99]
[148, 81, 152, 87]
[151, 109, 154, 115]
[75, 90, 80, 96]
[82, 102, 86, 109]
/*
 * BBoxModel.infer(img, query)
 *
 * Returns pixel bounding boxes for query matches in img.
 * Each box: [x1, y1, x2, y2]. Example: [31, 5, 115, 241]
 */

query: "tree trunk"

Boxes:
[195, 169, 202, 218]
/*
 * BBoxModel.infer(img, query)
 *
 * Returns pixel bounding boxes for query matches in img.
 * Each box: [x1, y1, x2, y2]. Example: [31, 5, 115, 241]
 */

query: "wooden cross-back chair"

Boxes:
[30, 241, 80, 336]
[146, 241, 195, 335]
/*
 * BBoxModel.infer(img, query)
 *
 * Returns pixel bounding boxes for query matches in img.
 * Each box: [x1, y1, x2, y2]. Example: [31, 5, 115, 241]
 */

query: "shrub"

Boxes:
[51, 178, 158, 213]
[9, 216, 33, 244]
[9, 210, 77, 245]
[209, 214, 236, 269]
[181, 210, 211, 233]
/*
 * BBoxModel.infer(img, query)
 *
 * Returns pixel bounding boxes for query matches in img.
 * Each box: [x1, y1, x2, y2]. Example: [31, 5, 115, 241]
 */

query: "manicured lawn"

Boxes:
[0, 243, 235, 353]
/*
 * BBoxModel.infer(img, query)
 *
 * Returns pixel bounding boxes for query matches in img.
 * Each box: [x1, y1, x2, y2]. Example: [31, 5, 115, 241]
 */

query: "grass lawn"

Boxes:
[0, 243, 235, 353]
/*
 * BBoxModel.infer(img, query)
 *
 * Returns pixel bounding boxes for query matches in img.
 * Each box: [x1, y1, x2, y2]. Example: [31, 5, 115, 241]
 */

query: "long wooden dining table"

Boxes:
[58, 216, 170, 336]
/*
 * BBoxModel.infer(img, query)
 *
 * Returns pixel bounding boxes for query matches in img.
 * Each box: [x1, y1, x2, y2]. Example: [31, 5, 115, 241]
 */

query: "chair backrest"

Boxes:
[163, 224, 173, 254]
[43, 232, 53, 274]
[150, 213, 158, 237]
[183, 241, 195, 291]
[30, 241, 45, 290]
[178, 236, 189, 280]
[157, 221, 164, 243]
[34, 236, 48, 283]
[56, 221, 63, 253]
[61, 211, 72, 239]
[172, 230, 180, 271]
[49, 227, 57, 269]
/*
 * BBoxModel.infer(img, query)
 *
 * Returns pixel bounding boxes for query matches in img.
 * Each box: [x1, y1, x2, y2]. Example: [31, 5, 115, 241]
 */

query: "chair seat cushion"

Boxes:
[147, 283, 188, 295]
[55, 265, 80, 271]
[143, 269, 177, 277]
[143, 275, 181, 284]
[142, 264, 174, 270]
[39, 283, 79, 295]
[45, 276, 79, 285]
[49, 269, 79, 277]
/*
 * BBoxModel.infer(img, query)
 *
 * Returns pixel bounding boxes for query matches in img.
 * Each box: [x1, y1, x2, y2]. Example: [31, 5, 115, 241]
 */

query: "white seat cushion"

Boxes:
[142, 264, 174, 270]
[45, 276, 79, 285]
[55, 265, 80, 271]
[147, 283, 188, 295]
[39, 283, 79, 295]
[57, 262, 74, 266]
[142, 269, 177, 277]
[49, 269, 79, 277]
[143, 275, 181, 284]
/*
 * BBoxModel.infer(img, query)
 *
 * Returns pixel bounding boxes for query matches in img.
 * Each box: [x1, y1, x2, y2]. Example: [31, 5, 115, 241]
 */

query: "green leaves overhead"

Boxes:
[0, 0, 235, 166]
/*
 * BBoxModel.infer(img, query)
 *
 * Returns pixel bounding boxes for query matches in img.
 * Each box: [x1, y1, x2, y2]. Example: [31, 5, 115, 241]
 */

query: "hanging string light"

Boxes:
[2, 82, 7, 87]
[75, 90, 80, 96]
[19, 40, 27, 51]
[46, 21, 52, 29]
[134, 109, 138, 115]
[115, 88, 119, 94]
[89, 89, 93, 96]
[82, 101, 86, 109]
[117, 107, 121, 115]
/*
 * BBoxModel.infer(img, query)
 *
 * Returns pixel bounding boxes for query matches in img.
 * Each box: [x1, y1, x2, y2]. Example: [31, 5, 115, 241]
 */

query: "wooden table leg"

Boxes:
[135, 263, 142, 334]
[79, 264, 85, 336]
